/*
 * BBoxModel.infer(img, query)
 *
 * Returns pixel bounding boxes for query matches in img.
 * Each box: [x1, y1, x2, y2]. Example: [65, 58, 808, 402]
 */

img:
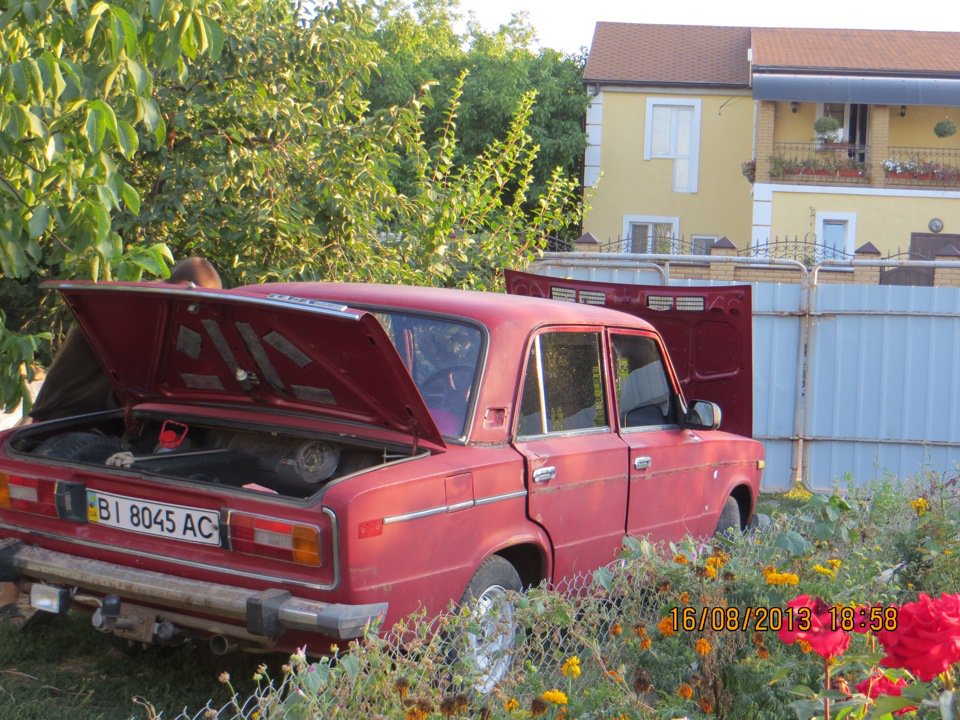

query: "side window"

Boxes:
[517, 332, 607, 436]
[612, 334, 676, 428]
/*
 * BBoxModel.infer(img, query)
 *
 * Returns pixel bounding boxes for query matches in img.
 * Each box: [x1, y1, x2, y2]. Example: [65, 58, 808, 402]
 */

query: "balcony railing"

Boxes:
[883, 146, 960, 187]
[770, 143, 870, 184]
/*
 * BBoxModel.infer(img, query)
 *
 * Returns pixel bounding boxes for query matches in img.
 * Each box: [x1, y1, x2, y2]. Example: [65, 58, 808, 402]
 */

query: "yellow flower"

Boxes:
[677, 683, 694, 699]
[945, 549, 954, 556]
[405, 708, 429, 720]
[798, 639, 813, 654]
[911, 497, 929, 516]
[674, 553, 689, 565]
[828, 558, 842, 569]
[657, 616, 676, 637]
[763, 567, 799, 586]
[633, 623, 647, 638]
[695, 638, 712, 656]
[541, 689, 568, 705]
[561, 656, 582, 679]
[640, 635, 652, 650]
[813, 564, 835, 578]
[704, 564, 718, 580]
[609, 622, 623, 637]
[504, 698, 520, 713]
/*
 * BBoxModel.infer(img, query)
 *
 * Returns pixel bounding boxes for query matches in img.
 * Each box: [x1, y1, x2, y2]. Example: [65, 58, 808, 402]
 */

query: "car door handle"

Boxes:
[532, 466, 557, 483]
[634, 456, 653, 471]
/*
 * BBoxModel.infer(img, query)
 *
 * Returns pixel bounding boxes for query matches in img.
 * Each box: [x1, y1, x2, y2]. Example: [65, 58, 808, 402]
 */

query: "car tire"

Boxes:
[458, 556, 522, 693]
[714, 496, 742, 536]
[33, 432, 120, 463]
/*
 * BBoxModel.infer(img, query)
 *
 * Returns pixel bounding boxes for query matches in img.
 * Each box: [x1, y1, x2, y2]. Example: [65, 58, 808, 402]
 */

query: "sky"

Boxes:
[452, 0, 960, 54]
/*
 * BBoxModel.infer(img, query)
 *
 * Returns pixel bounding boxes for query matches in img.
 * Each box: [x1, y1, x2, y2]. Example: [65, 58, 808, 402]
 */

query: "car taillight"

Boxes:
[0, 473, 58, 518]
[227, 511, 325, 567]
[0, 473, 87, 521]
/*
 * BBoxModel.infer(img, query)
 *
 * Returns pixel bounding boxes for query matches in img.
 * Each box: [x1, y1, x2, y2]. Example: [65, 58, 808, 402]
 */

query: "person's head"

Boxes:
[167, 257, 222, 289]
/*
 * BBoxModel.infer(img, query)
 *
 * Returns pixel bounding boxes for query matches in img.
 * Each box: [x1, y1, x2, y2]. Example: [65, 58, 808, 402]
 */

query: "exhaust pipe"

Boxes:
[209, 634, 238, 656]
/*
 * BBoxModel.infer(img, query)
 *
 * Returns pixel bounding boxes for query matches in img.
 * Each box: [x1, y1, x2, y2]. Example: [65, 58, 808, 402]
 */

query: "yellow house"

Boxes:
[583, 23, 960, 259]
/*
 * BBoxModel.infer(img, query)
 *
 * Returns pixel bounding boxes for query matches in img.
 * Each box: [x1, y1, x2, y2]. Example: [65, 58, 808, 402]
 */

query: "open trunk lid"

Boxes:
[48, 282, 445, 448]
[504, 270, 753, 438]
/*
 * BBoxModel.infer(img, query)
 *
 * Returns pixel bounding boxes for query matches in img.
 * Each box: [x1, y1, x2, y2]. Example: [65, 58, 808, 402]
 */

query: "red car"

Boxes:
[0, 279, 762, 674]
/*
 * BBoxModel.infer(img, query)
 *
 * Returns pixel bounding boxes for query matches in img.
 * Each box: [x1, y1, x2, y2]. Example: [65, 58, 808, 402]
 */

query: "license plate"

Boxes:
[86, 490, 221, 546]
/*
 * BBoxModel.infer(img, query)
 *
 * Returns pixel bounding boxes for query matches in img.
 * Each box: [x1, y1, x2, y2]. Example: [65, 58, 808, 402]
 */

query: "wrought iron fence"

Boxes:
[882, 146, 960, 186]
[770, 142, 870, 184]
[739, 235, 855, 264]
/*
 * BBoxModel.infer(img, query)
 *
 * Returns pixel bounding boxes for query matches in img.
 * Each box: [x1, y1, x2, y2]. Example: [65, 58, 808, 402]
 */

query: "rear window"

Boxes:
[374, 313, 482, 438]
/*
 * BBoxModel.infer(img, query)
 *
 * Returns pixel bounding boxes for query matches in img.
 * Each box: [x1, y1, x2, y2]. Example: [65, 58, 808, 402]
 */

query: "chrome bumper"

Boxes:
[0, 538, 386, 640]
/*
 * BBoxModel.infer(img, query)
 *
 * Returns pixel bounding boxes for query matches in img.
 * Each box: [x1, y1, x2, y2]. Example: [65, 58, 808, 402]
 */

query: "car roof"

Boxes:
[235, 282, 656, 332]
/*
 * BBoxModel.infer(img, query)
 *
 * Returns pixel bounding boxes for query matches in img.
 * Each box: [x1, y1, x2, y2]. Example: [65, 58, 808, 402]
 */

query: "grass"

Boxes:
[0, 611, 267, 719]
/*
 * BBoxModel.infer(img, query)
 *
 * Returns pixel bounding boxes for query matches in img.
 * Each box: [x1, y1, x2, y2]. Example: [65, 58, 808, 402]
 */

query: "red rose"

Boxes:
[877, 593, 960, 681]
[855, 672, 915, 716]
[778, 595, 850, 660]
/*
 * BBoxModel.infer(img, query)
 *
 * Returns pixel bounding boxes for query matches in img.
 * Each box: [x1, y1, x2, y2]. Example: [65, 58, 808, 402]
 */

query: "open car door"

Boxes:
[504, 270, 753, 438]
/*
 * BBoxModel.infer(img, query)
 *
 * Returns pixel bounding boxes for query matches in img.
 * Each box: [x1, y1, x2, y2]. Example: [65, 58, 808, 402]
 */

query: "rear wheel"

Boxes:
[714, 496, 742, 536]
[458, 556, 521, 693]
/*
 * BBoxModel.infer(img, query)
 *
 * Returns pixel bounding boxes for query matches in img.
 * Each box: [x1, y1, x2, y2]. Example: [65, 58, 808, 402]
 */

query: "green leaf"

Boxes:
[125, 58, 150, 94]
[178, 12, 197, 59]
[774, 530, 810, 556]
[84, 2, 110, 47]
[27, 205, 49, 238]
[63, 0, 78, 19]
[139, 97, 165, 146]
[89, 99, 118, 143]
[120, 181, 140, 214]
[200, 15, 225, 61]
[92, 203, 111, 247]
[10, 62, 28, 102]
[23, 108, 45, 138]
[115, 118, 138, 159]
[23, 58, 44, 101]
[149, 0, 164, 21]
[85, 106, 104, 152]
[110, 6, 138, 57]
[870, 694, 916, 715]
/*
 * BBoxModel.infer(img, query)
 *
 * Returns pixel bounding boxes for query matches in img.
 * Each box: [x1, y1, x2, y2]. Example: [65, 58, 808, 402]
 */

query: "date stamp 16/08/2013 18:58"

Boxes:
[667, 605, 900, 634]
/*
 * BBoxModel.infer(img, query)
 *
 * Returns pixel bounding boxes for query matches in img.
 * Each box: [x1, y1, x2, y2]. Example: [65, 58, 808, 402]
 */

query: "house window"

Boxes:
[690, 235, 717, 255]
[622, 215, 680, 253]
[644, 98, 701, 193]
[815, 212, 857, 259]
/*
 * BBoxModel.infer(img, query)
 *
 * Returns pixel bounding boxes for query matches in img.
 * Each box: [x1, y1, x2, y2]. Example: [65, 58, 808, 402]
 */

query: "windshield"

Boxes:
[374, 312, 482, 438]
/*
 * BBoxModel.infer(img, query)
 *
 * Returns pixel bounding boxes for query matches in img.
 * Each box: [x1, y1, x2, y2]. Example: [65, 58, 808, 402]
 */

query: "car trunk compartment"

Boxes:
[8, 414, 414, 499]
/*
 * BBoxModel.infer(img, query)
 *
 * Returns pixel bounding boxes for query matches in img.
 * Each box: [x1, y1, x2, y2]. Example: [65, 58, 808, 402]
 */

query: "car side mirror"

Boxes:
[685, 400, 721, 430]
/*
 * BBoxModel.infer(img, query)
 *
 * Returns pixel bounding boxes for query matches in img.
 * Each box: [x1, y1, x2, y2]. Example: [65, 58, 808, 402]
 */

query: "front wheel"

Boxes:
[458, 556, 521, 693]
[714, 496, 742, 536]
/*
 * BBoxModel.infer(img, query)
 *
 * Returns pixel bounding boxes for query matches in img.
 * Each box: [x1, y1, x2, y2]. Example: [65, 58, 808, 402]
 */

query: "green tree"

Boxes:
[368, 0, 589, 211]
[0, 0, 222, 410]
[0, 0, 585, 412]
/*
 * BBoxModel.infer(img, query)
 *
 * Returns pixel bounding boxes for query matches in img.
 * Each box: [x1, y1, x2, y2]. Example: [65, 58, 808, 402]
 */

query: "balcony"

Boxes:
[767, 143, 960, 189]
[770, 143, 870, 185]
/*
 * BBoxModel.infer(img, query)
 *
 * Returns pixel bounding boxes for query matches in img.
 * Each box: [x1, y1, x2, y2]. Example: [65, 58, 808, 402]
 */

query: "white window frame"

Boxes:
[643, 98, 701, 193]
[815, 211, 857, 256]
[622, 215, 680, 254]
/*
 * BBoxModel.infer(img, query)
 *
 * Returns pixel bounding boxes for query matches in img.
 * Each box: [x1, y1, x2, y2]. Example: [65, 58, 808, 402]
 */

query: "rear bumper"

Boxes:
[0, 538, 386, 640]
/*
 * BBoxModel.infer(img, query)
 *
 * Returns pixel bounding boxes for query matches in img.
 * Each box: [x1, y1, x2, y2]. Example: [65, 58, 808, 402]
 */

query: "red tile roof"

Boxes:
[584, 23, 751, 86]
[752, 28, 960, 75]
[585, 24, 960, 85]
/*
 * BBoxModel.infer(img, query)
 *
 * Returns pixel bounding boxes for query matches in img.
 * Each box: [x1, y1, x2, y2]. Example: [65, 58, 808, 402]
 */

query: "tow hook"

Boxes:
[91, 595, 180, 645]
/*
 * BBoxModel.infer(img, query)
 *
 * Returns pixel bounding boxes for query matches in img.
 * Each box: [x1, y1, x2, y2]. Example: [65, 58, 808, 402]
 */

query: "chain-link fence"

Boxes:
[160, 499, 917, 720]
